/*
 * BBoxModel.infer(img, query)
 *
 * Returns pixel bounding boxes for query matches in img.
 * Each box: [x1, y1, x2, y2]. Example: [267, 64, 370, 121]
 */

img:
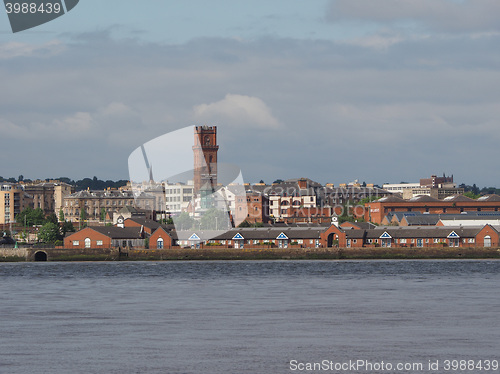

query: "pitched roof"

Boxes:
[356, 226, 482, 239]
[402, 215, 441, 226]
[407, 195, 440, 203]
[89, 226, 143, 239]
[376, 195, 406, 203]
[443, 195, 474, 202]
[477, 194, 500, 202]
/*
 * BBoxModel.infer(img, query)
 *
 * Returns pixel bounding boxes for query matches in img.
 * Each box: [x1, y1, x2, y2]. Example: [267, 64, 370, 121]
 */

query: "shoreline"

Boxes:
[1, 247, 500, 262]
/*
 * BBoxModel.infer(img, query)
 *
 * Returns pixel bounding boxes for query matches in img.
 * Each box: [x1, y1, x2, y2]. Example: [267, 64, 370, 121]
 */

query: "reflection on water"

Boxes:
[0, 260, 499, 373]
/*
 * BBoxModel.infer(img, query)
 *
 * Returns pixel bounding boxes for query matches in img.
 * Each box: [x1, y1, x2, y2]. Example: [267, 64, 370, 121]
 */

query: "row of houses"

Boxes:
[366, 194, 500, 224]
[64, 217, 500, 250]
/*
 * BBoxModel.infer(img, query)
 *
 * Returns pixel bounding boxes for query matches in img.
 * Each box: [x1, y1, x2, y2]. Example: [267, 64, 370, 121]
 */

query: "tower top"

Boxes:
[195, 125, 217, 132]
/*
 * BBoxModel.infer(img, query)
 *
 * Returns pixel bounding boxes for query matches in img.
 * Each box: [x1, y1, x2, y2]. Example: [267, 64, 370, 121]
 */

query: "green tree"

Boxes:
[200, 208, 230, 230]
[46, 212, 58, 224]
[59, 209, 65, 222]
[38, 222, 60, 243]
[61, 221, 75, 236]
[80, 209, 87, 228]
[174, 212, 195, 231]
[100, 207, 107, 221]
[16, 207, 45, 226]
[464, 191, 481, 199]
[238, 220, 251, 228]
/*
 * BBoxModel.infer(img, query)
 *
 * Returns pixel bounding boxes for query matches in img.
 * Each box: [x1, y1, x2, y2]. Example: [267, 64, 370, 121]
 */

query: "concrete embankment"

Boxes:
[2, 246, 498, 262]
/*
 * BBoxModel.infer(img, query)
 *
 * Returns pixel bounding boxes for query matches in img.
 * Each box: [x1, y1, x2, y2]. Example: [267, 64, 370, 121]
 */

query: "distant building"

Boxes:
[365, 194, 500, 224]
[420, 174, 454, 188]
[23, 181, 74, 216]
[193, 125, 218, 195]
[382, 183, 421, 193]
[0, 183, 32, 225]
[164, 180, 194, 214]
[62, 189, 156, 223]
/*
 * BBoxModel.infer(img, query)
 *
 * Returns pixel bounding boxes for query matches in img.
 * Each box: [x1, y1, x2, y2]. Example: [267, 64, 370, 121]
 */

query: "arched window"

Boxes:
[157, 237, 164, 249]
[85, 238, 91, 248]
[484, 235, 491, 248]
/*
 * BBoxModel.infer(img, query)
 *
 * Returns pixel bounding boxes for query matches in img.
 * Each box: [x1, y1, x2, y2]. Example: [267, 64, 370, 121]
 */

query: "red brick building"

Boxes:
[365, 195, 500, 224]
[64, 226, 145, 249]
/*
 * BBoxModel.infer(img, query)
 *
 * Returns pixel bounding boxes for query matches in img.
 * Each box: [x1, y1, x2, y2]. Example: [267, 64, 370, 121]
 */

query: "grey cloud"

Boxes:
[326, 0, 500, 33]
[0, 32, 499, 185]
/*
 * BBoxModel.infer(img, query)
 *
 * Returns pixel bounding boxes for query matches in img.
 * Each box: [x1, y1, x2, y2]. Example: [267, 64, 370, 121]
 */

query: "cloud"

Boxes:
[326, 0, 500, 33]
[192, 94, 282, 129]
[0, 32, 499, 185]
[0, 40, 64, 59]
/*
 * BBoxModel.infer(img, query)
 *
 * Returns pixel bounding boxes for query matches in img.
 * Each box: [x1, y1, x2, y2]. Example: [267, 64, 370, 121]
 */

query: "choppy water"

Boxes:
[0, 260, 499, 374]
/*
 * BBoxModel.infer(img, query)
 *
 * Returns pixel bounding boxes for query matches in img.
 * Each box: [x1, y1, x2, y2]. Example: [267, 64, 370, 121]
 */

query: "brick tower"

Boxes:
[193, 126, 219, 194]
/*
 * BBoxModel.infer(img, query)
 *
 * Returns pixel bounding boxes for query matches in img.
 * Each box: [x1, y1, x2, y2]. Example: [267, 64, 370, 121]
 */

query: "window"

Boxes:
[400, 239, 407, 244]
[73, 240, 79, 246]
[85, 238, 91, 248]
[157, 238, 164, 249]
[434, 238, 439, 243]
[96, 240, 103, 246]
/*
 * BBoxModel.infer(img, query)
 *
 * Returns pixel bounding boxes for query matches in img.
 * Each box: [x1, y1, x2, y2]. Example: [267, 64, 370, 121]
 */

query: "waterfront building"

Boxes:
[0, 183, 32, 225]
[365, 194, 500, 224]
[64, 226, 146, 249]
[62, 189, 156, 223]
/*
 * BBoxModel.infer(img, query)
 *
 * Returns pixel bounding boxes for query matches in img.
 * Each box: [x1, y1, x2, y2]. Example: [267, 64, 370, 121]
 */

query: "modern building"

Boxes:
[0, 183, 32, 225]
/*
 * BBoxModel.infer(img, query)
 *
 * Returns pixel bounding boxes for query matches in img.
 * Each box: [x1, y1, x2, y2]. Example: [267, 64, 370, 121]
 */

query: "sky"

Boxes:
[1, 0, 499, 187]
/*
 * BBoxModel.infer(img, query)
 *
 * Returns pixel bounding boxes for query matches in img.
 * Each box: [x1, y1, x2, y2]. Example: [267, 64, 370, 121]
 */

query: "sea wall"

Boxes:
[0, 248, 28, 261]
[1, 246, 499, 262]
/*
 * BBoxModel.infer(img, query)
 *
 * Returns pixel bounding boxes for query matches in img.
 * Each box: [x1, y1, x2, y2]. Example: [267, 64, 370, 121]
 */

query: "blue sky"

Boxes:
[1, 1, 500, 187]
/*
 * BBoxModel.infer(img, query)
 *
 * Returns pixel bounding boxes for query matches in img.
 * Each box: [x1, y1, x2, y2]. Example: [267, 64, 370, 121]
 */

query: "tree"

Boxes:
[61, 221, 75, 236]
[173, 212, 195, 231]
[38, 222, 60, 243]
[200, 208, 230, 230]
[46, 212, 58, 224]
[80, 209, 87, 228]
[238, 220, 251, 228]
[273, 179, 284, 184]
[100, 207, 107, 222]
[464, 191, 480, 199]
[16, 207, 45, 226]
[59, 209, 65, 222]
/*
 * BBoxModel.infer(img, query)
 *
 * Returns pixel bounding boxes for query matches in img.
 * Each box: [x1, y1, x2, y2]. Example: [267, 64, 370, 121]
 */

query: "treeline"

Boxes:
[458, 184, 500, 196]
[0, 175, 128, 191]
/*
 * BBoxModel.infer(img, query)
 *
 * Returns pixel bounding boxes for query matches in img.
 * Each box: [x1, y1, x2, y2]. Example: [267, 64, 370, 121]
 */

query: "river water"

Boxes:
[0, 260, 499, 374]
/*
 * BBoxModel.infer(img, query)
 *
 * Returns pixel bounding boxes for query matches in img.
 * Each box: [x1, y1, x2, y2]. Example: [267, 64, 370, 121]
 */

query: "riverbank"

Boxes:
[2, 246, 500, 262]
